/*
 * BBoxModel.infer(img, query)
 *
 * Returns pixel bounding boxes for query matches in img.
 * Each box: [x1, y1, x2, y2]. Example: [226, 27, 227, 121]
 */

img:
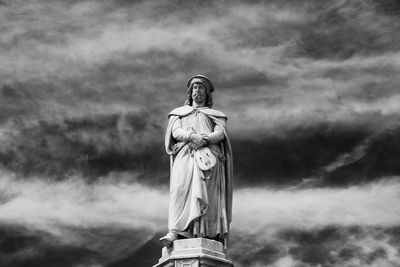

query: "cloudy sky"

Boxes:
[0, 0, 400, 266]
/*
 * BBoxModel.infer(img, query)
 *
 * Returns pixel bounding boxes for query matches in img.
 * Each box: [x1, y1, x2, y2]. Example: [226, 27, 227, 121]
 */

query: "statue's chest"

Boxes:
[181, 112, 214, 133]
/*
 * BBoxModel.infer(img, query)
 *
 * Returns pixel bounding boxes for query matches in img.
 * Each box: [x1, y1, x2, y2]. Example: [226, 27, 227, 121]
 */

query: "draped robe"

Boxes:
[165, 105, 233, 245]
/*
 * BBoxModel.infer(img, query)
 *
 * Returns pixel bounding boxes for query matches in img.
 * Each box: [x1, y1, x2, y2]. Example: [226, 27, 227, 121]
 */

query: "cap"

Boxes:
[187, 75, 215, 92]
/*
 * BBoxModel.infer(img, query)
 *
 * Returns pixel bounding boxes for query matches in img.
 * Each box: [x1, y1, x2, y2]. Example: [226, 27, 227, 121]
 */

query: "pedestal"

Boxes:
[153, 238, 234, 267]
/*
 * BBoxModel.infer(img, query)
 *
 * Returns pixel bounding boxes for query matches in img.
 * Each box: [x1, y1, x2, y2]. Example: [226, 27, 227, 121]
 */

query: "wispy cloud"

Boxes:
[0, 171, 168, 234]
[1, 171, 400, 266]
[234, 180, 400, 232]
[1, 0, 399, 134]
[3, 172, 400, 239]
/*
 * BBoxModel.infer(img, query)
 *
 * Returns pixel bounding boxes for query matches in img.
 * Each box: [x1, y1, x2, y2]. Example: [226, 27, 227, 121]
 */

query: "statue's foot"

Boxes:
[159, 232, 177, 247]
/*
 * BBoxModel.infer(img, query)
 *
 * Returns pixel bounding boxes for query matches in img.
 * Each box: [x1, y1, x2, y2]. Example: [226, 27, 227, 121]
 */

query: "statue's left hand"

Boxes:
[189, 142, 201, 150]
[190, 133, 207, 147]
[200, 133, 210, 145]
[189, 133, 209, 150]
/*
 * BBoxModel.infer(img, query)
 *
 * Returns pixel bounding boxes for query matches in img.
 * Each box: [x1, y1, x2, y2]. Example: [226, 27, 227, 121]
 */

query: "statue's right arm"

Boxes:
[171, 116, 192, 142]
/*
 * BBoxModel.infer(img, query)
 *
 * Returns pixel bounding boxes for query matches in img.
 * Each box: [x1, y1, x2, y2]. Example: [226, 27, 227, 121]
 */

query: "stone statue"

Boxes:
[161, 75, 233, 251]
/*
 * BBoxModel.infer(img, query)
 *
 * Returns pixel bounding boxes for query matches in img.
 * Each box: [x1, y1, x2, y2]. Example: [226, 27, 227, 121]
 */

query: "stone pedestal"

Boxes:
[153, 238, 234, 267]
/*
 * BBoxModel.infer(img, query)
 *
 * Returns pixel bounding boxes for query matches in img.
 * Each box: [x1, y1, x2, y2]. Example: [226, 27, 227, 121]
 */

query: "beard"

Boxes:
[192, 93, 205, 103]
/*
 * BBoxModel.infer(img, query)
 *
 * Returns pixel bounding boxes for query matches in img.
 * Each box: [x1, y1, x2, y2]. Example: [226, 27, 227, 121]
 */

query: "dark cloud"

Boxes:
[3, 225, 399, 266]
[3, 109, 400, 187]
[218, 71, 286, 90]
[271, 226, 399, 266]
[107, 234, 162, 267]
[293, 0, 400, 59]
[326, 126, 400, 185]
[233, 122, 368, 186]
[0, 112, 168, 183]
[0, 223, 156, 267]
[0, 224, 95, 267]
[372, 0, 400, 16]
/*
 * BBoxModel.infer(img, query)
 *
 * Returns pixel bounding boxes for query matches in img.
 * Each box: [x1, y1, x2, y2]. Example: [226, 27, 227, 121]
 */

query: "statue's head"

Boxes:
[184, 75, 214, 107]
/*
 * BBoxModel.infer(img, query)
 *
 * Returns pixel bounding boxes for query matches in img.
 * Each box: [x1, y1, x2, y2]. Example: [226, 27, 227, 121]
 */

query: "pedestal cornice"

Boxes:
[153, 238, 234, 267]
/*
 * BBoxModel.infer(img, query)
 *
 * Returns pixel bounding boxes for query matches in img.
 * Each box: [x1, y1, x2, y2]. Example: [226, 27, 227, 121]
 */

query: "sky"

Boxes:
[0, 0, 400, 266]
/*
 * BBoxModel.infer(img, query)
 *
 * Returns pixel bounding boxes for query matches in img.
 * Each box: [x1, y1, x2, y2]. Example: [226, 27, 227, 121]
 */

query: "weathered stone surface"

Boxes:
[153, 238, 234, 267]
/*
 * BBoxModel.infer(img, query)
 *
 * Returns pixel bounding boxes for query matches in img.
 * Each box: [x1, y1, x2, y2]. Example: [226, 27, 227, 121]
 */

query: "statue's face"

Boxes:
[192, 83, 206, 104]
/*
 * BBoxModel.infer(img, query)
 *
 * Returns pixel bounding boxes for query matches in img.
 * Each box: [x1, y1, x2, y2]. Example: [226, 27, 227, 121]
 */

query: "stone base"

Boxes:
[153, 238, 234, 267]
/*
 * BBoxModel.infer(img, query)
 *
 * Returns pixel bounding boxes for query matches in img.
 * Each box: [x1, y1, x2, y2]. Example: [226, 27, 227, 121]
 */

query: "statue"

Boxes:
[161, 75, 233, 251]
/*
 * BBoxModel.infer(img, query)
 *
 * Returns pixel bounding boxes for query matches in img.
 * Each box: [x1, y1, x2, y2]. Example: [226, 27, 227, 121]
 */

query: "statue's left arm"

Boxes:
[206, 118, 226, 144]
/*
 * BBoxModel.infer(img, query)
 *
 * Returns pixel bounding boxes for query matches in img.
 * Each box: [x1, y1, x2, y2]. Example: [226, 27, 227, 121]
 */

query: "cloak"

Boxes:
[165, 105, 233, 241]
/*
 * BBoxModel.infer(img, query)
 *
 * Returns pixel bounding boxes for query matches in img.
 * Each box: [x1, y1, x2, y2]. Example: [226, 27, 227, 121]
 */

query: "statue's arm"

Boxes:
[171, 116, 193, 141]
[206, 118, 226, 144]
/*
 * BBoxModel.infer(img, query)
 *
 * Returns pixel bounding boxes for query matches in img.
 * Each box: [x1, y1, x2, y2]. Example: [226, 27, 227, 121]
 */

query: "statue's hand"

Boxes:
[189, 142, 201, 150]
[190, 133, 207, 147]
[200, 133, 210, 145]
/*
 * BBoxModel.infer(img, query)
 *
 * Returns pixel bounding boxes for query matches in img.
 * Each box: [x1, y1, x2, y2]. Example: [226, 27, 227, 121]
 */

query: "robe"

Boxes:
[165, 105, 233, 246]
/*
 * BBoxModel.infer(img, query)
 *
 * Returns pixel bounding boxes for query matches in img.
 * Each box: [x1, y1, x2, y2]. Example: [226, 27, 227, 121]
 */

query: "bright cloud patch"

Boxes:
[1, 171, 400, 266]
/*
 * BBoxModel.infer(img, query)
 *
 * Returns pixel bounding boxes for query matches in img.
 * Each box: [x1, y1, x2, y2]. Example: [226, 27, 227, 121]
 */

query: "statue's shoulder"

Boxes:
[168, 106, 227, 119]
[168, 106, 194, 117]
[201, 108, 227, 119]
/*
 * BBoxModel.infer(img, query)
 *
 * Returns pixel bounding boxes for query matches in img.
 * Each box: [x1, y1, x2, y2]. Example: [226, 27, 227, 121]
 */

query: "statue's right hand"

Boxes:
[190, 133, 207, 147]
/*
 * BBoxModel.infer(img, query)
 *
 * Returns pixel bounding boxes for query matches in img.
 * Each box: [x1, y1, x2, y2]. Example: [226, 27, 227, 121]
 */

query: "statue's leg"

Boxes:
[159, 232, 178, 247]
